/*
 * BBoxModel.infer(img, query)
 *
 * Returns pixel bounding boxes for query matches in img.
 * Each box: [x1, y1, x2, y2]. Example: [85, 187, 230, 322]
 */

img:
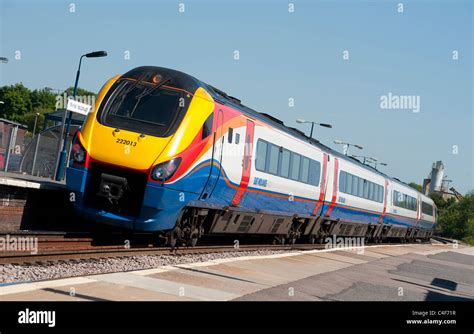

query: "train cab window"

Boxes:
[290, 153, 301, 180]
[228, 128, 233, 143]
[235, 133, 240, 144]
[100, 79, 187, 137]
[201, 114, 213, 139]
[256, 140, 267, 171]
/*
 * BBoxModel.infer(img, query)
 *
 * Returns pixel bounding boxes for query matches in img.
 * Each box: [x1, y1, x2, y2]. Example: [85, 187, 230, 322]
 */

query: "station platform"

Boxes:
[0, 172, 72, 231]
[0, 243, 472, 301]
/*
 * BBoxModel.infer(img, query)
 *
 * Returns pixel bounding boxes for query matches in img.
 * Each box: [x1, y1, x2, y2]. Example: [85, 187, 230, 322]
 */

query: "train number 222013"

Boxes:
[116, 138, 137, 147]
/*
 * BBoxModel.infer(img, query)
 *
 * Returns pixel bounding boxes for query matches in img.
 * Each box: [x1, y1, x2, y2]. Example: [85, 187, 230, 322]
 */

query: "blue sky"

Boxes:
[0, 0, 472, 193]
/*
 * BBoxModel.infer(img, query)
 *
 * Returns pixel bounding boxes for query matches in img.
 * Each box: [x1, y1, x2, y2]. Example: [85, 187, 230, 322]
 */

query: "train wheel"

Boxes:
[190, 237, 198, 247]
[280, 236, 286, 245]
[167, 227, 181, 248]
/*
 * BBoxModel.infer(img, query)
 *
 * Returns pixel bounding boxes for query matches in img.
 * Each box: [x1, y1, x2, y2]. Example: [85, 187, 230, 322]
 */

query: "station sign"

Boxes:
[66, 98, 92, 116]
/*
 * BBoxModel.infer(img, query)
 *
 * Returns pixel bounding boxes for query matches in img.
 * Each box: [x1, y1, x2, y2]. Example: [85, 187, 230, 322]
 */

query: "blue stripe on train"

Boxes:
[170, 159, 433, 230]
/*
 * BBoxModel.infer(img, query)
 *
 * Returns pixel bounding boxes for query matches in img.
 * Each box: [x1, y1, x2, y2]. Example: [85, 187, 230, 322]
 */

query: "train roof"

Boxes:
[124, 66, 430, 200]
[204, 81, 429, 197]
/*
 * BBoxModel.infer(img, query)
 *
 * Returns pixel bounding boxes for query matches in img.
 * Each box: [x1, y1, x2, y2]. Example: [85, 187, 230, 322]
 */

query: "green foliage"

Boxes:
[65, 86, 96, 97]
[408, 182, 422, 192]
[30, 88, 56, 110]
[0, 83, 32, 121]
[432, 192, 474, 245]
[0, 84, 96, 133]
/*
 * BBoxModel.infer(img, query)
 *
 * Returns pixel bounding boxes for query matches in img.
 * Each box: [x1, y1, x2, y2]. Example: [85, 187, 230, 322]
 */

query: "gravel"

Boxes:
[0, 250, 292, 284]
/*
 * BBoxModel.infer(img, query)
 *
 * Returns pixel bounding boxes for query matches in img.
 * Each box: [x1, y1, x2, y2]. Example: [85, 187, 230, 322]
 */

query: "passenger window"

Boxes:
[358, 178, 364, 197]
[301, 157, 310, 183]
[308, 160, 321, 186]
[201, 114, 213, 139]
[363, 180, 369, 199]
[255, 140, 267, 171]
[346, 173, 352, 194]
[290, 153, 301, 180]
[280, 149, 291, 178]
[268, 144, 279, 174]
[352, 175, 358, 196]
[339, 171, 346, 192]
[228, 128, 233, 143]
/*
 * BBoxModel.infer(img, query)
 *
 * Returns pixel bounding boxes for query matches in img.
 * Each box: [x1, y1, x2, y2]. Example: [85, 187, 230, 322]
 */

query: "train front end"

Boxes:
[66, 66, 215, 232]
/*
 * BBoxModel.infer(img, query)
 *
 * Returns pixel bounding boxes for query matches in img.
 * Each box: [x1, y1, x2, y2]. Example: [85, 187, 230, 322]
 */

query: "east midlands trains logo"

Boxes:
[380, 92, 421, 113]
[324, 235, 365, 254]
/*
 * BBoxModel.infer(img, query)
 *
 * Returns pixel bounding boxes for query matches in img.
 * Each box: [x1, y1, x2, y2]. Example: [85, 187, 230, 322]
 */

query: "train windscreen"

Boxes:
[99, 79, 186, 137]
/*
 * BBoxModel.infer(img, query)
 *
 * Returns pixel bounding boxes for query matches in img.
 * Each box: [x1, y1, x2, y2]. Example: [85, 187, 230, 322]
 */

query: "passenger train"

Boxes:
[66, 66, 436, 246]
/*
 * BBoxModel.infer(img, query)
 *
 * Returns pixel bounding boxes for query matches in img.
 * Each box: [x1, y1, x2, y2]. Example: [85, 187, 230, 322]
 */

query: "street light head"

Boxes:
[319, 123, 332, 128]
[380, 163, 388, 166]
[0, 57, 8, 63]
[355, 144, 363, 150]
[85, 51, 107, 58]
[333, 140, 344, 145]
[296, 118, 306, 124]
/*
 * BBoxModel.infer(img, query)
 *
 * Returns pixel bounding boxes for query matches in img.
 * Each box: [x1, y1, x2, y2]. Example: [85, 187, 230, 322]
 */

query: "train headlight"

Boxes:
[72, 144, 86, 163]
[151, 157, 182, 182]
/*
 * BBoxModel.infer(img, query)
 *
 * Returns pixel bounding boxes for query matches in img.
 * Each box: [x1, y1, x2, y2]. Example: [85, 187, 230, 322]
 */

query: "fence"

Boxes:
[1, 124, 80, 180]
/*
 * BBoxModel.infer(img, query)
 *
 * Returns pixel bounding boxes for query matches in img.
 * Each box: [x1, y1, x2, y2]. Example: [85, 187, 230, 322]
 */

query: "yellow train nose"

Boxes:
[84, 125, 173, 170]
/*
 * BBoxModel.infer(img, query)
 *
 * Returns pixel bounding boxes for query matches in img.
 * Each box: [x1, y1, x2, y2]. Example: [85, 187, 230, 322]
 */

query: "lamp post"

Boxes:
[296, 118, 332, 138]
[351, 154, 377, 164]
[334, 140, 363, 156]
[55, 50, 107, 181]
[32, 112, 40, 135]
[373, 161, 387, 170]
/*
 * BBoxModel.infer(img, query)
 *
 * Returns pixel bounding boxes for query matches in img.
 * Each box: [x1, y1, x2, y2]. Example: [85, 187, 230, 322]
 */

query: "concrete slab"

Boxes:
[92, 272, 239, 301]
[0, 244, 472, 302]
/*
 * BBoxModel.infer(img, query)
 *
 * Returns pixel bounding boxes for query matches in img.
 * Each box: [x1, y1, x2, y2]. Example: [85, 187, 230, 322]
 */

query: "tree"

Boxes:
[432, 192, 474, 245]
[0, 83, 32, 122]
[30, 88, 56, 110]
[0, 84, 96, 132]
[65, 87, 96, 97]
[408, 182, 422, 192]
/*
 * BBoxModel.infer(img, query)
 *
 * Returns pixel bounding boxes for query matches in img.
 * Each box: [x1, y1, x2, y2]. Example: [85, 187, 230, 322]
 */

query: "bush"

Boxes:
[432, 192, 474, 245]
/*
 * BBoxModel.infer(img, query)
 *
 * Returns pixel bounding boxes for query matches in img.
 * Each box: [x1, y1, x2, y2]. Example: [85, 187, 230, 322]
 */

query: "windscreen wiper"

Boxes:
[129, 78, 171, 117]
[109, 72, 149, 115]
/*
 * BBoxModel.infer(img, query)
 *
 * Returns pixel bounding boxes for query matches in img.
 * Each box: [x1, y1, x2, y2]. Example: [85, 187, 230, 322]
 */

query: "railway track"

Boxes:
[0, 232, 326, 265]
[0, 231, 437, 266]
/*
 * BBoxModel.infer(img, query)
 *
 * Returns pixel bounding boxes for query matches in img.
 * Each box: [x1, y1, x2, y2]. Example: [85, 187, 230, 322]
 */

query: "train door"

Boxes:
[200, 109, 224, 200]
[231, 119, 255, 206]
